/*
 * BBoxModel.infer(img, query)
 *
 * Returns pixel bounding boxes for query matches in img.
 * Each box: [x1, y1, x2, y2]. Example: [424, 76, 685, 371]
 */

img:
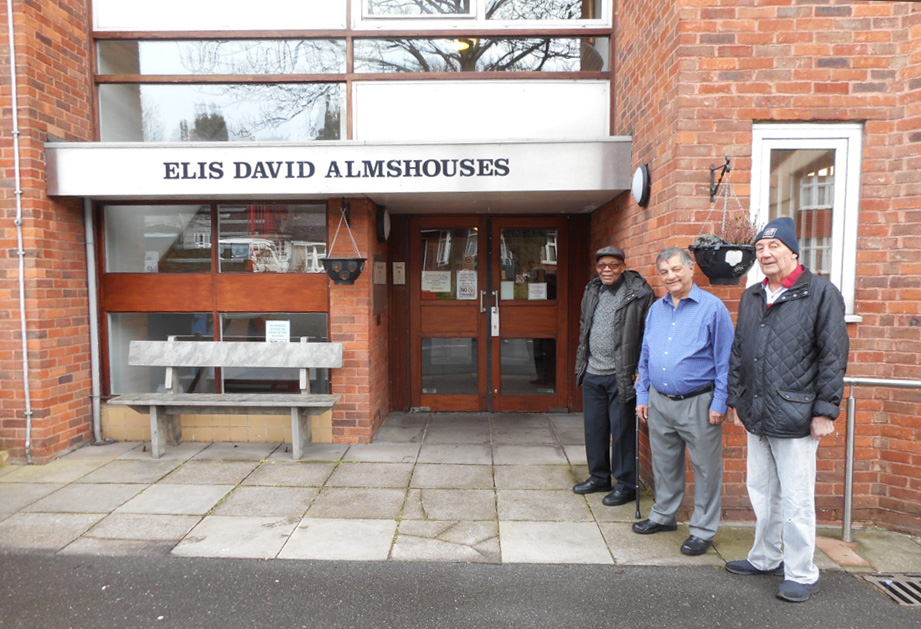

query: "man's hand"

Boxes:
[637, 404, 649, 423]
[709, 410, 726, 425]
[728, 407, 744, 427]
[811, 416, 835, 440]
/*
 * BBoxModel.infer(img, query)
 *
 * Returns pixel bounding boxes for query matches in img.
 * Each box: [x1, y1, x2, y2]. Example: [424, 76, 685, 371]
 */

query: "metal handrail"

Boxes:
[842, 376, 921, 542]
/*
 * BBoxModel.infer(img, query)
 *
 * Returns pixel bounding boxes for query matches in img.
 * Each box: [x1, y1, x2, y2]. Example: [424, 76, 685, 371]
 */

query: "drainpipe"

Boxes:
[6, 0, 33, 463]
[84, 199, 104, 444]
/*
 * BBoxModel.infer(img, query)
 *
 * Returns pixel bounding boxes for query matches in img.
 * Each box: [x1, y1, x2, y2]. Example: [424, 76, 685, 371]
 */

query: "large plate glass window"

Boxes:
[105, 205, 212, 273]
[218, 204, 327, 274]
[361, 0, 605, 22]
[750, 123, 863, 318]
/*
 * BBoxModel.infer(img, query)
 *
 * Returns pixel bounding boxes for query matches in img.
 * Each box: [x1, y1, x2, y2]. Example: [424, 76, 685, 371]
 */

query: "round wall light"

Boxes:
[632, 163, 651, 207]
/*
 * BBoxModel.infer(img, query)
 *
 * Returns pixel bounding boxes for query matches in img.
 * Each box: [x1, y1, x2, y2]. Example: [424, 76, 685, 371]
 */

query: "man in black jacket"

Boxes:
[727, 216, 849, 603]
[573, 246, 655, 506]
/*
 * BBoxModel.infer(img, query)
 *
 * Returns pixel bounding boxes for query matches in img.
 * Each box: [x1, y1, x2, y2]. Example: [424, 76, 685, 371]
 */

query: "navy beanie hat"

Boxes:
[755, 216, 799, 256]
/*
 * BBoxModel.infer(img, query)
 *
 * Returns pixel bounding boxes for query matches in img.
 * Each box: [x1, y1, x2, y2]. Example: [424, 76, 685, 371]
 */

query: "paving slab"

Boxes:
[22, 483, 144, 514]
[342, 442, 421, 464]
[423, 427, 492, 445]
[426, 413, 489, 430]
[172, 515, 299, 559]
[493, 444, 567, 465]
[493, 464, 575, 490]
[305, 487, 406, 520]
[75, 459, 183, 484]
[497, 489, 593, 522]
[0, 512, 105, 552]
[417, 444, 492, 465]
[586, 491, 647, 523]
[267, 443, 349, 463]
[490, 427, 557, 445]
[373, 425, 425, 443]
[83, 513, 201, 542]
[325, 462, 414, 488]
[115, 484, 235, 516]
[59, 538, 177, 556]
[410, 464, 494, 489]
[599, 522, 725, 567]
[0, 459, 109, 484]
[547, 414, 584, 430]
[714, 525, 841, 572]
[403, 488, 497, 521]
[161, 460, 260, 485]
[63, 441, 143, 460]
[242, 461, 336, 487]
[380, 413, 430, 429]
[392, 520, 500, 563]
[561, 444, 588, 466]
[279, 518, 397, 561]
[553, 426, 585, 445]
[500, 521, 613, 564]
[847, 527, 921, 574]
[212, 486, 316, 518]
[192, 442, 280, 461]
[117, 441, 208, 461]
[0, 483, 65, 513]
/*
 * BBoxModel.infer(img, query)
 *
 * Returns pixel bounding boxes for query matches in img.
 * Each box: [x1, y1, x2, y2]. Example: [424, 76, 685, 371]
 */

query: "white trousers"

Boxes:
[746, 432, 820, 584]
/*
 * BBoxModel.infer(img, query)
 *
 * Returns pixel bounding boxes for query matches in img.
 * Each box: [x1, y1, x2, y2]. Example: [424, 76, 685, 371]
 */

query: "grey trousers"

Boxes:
[647, 387, 723, 540]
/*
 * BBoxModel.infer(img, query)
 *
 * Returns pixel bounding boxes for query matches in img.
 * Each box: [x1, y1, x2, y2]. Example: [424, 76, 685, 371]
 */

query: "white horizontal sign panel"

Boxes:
[45, 140, 632, 200]
[93, 0, 347, 31]
[354, 81, 610, 142]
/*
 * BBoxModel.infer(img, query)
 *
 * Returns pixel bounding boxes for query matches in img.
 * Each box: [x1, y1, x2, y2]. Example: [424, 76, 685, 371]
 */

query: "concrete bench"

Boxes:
[108, 338, 343, 460]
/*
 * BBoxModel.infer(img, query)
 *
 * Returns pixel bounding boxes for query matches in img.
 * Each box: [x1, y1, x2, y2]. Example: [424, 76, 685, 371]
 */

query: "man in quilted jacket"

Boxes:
[726, 216, 849, 603]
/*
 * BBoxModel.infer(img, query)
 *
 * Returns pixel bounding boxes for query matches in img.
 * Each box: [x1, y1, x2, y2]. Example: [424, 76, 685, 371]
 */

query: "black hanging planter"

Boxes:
[689, 243, 757, 285]
[322, 257, 366, 285]
[322, 200, 366, 286]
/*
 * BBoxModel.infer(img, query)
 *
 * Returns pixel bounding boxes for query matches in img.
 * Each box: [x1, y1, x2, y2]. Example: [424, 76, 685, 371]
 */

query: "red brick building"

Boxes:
[1, 1, 920, 535]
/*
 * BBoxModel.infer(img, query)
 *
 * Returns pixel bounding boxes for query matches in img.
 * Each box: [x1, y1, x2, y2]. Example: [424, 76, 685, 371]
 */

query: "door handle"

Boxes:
[491, 290, 500, 336]
[480, 290, 487, 313]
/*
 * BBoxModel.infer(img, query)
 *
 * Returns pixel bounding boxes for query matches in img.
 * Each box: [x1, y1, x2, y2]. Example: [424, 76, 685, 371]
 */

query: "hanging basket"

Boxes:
[322, 201, 366, 285]
[322, 257, 367, 285]
[689, 243, 756, 285]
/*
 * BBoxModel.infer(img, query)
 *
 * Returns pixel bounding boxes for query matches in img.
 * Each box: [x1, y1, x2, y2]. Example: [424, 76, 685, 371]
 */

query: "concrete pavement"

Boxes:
[1, 412, 920, 577]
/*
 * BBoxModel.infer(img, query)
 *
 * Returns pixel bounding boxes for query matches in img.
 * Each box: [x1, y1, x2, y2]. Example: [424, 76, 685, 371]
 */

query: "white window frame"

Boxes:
[750, 123, 863, 321]
[354, 0, 610, 30]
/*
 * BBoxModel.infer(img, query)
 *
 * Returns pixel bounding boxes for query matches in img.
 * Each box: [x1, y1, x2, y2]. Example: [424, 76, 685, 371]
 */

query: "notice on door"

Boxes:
[422, 271, 451, 293]
[456, 270, 477, 300]
[528, 282, 548, 300]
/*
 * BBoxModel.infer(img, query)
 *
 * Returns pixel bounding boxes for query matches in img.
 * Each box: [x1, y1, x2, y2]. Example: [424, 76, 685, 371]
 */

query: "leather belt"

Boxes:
[659, 382, 715, 401]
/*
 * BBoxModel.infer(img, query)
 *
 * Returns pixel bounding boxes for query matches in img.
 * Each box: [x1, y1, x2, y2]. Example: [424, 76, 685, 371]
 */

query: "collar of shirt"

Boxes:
[762, 263, 805, 290]
[662, 283, 701, 308]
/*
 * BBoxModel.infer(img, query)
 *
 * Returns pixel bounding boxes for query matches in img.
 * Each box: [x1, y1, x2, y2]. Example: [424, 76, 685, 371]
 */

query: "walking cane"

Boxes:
[634, 411, 642, 519]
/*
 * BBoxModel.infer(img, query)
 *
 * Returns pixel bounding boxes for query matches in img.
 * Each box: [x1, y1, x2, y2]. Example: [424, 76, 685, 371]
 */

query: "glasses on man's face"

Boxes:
[596, 262, 624, 270]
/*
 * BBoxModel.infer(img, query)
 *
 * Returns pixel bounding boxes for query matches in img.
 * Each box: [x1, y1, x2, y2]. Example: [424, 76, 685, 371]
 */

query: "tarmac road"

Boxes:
[0, 552, 917, 629]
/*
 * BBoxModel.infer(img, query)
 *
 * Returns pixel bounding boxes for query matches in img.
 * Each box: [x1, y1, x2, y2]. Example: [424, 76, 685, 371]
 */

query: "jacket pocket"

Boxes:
[777, 390, 816, 404]
[775, 389, 816, 432]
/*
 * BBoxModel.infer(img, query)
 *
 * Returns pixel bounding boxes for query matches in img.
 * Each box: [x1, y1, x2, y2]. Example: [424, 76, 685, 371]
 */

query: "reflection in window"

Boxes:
[220, 313, 330, 393]
[500, 338, 555, 395]
[422, 338, 478, 394]
[499, 228, 558, 300]
[768, 149, 836, 280]
[109, 313, 216, 394]
[218, 204, 327, 274]
[354, 37, 608, 73]
[367, 0, 472, 16]
[105, 205, 212, 273]
[421, 228, 479, 300]
[97, 40, 347, 76]
[486, 0, 602, 21]
[99, 83, 344, 142]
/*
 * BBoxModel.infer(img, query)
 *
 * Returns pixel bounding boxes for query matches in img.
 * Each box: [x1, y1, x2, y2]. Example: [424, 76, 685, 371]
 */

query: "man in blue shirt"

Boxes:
[634, 247, 734, 556]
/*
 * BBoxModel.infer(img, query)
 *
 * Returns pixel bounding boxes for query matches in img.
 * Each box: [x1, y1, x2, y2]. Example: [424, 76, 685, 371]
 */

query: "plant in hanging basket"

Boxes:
[690, 213, 762, 285]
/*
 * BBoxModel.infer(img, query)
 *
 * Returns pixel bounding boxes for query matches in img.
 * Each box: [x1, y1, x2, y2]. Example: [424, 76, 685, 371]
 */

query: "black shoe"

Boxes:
[725, 559, 785, 576]
[602, 488, 636, 507]
[632, 519, 678, 535]
[680, 535, 712, 556]
[573, 478, 612, 495]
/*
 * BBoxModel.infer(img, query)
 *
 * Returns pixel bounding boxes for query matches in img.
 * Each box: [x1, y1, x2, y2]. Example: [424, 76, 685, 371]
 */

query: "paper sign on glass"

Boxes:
[265, 320, 290, 343]
[422, 271, 451, 293]
[456, 269, 477, 300]
[528, 282, 548, 300]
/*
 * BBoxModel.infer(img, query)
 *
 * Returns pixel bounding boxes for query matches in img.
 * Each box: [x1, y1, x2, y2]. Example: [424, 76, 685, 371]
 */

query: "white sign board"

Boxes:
[265, 320, 290, 343]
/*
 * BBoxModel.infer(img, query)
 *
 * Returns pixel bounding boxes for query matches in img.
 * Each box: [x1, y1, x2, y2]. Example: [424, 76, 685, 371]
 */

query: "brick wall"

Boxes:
[328, 198, 389, 443]
[0, 1, 95, 462]
[603, 0, 921, 535]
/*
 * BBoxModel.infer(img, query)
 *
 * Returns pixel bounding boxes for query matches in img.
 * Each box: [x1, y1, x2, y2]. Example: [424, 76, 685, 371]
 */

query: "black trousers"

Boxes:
[582, 372, 636, 491]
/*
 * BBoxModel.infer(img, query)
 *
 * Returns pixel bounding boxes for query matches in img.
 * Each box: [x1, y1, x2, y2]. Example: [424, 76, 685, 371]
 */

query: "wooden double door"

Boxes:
[410, 216, 569, 412]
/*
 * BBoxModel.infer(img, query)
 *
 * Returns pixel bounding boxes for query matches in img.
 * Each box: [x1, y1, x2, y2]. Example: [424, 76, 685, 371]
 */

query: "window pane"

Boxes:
[218, 204, 326, 274]
[486, 0, 602, 20]
[498, 228, 558, 300]
[99, 83, 344, 142]
[500, 338, 556, 394]
[97, 40, 347, 76]
[420, 227, 479, 300]
[220, 313, 330, 393]
[109, 313, 215, 394]
[367, 0, 471, 16]
[422, 338, 478, 394]
[105, 204, 212, 273]
[768, 149, 836, 279]
[354, 37, 608, 72]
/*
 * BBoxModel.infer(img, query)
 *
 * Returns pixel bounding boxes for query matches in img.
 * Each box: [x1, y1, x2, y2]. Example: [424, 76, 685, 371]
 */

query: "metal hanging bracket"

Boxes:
[710, 157, 731, 203]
